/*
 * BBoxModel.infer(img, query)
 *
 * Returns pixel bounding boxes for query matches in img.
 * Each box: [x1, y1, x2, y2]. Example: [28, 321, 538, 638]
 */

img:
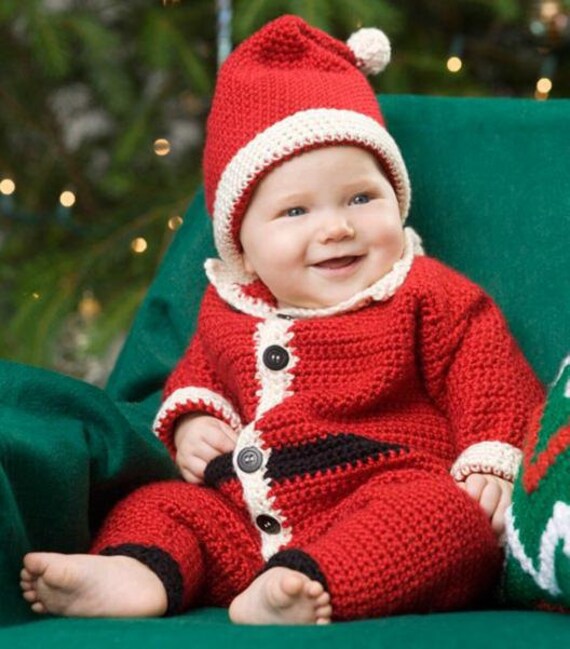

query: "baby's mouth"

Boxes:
[313, 255, 361, 270]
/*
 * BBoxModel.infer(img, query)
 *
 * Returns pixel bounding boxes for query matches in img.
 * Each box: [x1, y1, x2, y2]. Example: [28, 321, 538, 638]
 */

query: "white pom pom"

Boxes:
[346, 27, 391, 76]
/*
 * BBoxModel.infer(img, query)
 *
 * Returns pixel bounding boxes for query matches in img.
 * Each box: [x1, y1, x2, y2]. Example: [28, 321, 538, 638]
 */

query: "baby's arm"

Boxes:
[174, 413, 237, 484]
[153, 291, 242, 457]
[456, 473, 512, 537]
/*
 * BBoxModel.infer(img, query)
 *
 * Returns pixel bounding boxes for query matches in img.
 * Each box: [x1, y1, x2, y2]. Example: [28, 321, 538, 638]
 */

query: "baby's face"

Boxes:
[239, 146, 404, 310]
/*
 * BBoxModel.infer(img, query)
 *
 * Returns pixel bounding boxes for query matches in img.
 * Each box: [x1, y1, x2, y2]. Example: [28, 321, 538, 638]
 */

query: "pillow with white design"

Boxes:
[503, 355, 570, 611]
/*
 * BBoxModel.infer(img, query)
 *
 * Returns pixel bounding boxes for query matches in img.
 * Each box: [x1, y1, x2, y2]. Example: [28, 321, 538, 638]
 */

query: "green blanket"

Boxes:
[1, 95, 569, 645]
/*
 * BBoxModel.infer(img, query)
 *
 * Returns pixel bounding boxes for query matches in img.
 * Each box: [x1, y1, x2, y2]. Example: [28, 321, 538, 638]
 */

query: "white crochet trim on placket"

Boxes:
[233, 315, 296, 560]
[152, 386, 242, 436]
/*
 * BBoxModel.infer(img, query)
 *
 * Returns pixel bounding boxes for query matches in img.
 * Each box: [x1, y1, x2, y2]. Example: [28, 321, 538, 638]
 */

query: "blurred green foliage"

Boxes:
[0, 0, 567, 380]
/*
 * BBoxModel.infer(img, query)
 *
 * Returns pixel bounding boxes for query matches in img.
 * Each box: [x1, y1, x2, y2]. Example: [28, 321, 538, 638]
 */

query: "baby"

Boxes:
[21, 15, 544, 624]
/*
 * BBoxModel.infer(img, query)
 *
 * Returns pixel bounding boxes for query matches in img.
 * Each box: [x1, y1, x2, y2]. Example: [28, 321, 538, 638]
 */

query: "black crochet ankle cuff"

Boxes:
[261, 548, 329, 593]
[99, 544, 183, 616]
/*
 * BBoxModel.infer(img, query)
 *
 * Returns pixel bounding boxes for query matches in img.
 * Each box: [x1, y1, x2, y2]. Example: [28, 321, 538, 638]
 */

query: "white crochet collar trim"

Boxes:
[204, 227, 424, 319]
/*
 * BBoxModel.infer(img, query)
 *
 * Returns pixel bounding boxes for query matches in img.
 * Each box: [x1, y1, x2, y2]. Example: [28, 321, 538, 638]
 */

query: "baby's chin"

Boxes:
[276, 283, 380, 311]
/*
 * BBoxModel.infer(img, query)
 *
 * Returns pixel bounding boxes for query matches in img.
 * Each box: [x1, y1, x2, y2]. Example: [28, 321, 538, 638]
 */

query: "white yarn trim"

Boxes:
[205, 227, 423, 319]
[152, 386, 242, 436]
[233, 423, 293, 560]
[505, 501, 570, 596]
[254, 316, 298, 418]
[213, 108, 411, 276]
[553, 354, 570, 398]
[346, 27, 391, 76]
[232, 316, 297, 559]
[450, 441, 523, 482]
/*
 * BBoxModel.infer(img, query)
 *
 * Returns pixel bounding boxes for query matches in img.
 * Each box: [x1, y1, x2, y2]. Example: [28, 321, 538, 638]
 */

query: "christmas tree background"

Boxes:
[1, 0, 569, 384]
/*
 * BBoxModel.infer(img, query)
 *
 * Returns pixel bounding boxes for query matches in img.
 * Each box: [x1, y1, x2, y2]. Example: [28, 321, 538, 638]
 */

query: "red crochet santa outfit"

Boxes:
[92, 245, 544, 618]
[91, 16, 545, 620]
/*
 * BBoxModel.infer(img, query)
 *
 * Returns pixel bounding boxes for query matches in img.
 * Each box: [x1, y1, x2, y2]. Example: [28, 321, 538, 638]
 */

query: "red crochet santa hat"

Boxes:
[203, 14, 411, 275]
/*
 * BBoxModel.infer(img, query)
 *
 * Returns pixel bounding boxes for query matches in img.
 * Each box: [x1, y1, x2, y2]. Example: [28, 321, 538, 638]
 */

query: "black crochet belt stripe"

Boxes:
[204, 432, 407, 487]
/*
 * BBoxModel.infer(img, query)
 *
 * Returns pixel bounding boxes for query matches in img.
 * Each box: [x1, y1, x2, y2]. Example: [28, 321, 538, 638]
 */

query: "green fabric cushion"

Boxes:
[0, 362, 177, 626]
[1, 609, 570, 648]
[108, 95, 570, 401]
[1, 95, 569, 644]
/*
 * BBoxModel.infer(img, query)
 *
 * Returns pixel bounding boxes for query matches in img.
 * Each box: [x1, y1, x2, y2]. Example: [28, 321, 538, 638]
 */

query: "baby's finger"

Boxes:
[478, 481, 502, 519]
[207, 425, 238, 454]
[461, 474, 487, 501]
[193, 439, 226, 463]
[179, 456, 207, 484]
[491, 486, 513, 535]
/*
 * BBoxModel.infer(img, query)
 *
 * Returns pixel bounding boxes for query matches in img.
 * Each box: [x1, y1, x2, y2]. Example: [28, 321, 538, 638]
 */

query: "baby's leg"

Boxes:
[22, 480, 262, 617]
[260, 470, 502, 620]
[229, 567, 332, 625]
[21, 553, 167, 617]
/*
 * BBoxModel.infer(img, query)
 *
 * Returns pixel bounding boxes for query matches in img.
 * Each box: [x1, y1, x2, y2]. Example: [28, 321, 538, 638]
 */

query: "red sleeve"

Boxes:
[153, 325, 242, 458]
[416, 259, 545, 481]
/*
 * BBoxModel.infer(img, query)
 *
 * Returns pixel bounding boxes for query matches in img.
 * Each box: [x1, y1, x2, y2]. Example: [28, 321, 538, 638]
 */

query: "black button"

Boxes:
[237, 447, 263, 473]
[256, 515, 281, 535]
[263, 345, 289, 371]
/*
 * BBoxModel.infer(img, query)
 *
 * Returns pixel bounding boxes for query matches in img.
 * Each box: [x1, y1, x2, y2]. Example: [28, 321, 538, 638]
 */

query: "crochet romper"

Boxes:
[91, 239, 544, 620]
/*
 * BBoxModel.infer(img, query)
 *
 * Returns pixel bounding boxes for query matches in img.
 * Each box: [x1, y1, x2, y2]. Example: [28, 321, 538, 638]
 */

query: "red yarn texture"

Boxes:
[203, 15, 385, 217]
[93, 256, 544, 620]
[158, 256, 543, 460]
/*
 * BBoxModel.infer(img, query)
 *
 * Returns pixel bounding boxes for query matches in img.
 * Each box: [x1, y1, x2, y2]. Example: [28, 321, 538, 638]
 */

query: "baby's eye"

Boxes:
[349, 193, 370, 205]
[284, 206, 306, 217]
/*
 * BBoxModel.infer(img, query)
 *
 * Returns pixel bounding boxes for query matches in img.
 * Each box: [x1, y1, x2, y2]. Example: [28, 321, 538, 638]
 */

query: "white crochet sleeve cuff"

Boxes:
[153, 387, 242, 438]
[450, 441, 523, 483]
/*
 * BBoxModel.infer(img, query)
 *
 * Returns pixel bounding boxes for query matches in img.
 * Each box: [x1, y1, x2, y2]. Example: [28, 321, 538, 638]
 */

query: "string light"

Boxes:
[131, 237, 148, 253]
[446, 35, 464, 74]
[59, 190, 76, 208]
[446, 56, 463, 73]
[153, 139, 171, 156]
[540, 1, 561, 21]
[79, 291, 101, 320]
[168, 215, 183, 231]
[536, 76, 553, 93]
[0, 178, 16, 195]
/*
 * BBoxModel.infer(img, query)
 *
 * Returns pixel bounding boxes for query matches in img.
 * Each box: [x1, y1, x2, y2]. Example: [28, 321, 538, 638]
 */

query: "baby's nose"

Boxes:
[319, 216, 355, 243]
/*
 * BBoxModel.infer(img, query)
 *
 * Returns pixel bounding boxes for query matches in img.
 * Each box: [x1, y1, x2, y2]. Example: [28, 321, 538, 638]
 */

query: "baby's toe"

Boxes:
[316, 603, 332, 618]
[305, 580, 324, 598]
[31, 601, 47, 614]
[315, 591, 330, 606]
[22, 589, 39, 603]
[20, 568, 33, 582]
[280, 572, 305, 598]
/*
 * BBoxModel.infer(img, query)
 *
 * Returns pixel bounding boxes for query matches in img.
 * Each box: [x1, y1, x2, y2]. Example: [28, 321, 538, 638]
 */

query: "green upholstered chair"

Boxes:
[1, 95, 569, 646]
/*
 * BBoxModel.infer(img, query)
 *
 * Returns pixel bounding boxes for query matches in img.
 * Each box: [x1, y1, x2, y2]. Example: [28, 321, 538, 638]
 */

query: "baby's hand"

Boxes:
[174, 414, 238, 484]
[456, 473, 513, 538]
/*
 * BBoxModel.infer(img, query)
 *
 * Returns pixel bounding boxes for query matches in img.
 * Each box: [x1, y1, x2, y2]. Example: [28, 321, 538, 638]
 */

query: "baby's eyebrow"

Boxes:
[340, 176, 384, 192]
[272, 192, 310, 206]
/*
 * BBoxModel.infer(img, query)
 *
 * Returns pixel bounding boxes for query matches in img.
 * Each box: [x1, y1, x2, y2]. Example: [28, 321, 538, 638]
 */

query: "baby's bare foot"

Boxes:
[229, 567, 332, 625]
[20, 552, 167, 617]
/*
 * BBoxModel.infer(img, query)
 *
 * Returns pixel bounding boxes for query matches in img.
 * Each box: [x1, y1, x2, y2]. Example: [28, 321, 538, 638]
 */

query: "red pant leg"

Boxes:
[266, 470, 501, 620]
[91, 480, 263, 612]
